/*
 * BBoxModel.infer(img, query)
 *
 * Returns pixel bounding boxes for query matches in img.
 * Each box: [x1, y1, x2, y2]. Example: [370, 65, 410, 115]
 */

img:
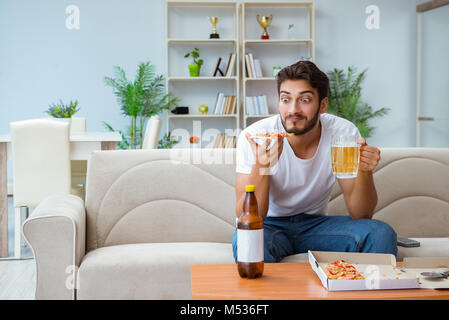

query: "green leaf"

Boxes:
[104, 60, 180, 149]
[327, 66, 389, 138]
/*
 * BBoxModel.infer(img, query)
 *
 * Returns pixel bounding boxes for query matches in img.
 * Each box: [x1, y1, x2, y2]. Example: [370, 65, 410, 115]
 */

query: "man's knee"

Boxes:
[360, 219, 397, 255]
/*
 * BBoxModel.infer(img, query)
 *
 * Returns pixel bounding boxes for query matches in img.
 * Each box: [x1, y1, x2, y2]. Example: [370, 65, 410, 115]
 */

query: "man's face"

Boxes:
[278, 79, 327, 136]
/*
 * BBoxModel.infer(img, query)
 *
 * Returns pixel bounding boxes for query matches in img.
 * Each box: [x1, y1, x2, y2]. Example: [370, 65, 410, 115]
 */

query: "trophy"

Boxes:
[209, 17, 220, 39]
[257, 14, 272, 40]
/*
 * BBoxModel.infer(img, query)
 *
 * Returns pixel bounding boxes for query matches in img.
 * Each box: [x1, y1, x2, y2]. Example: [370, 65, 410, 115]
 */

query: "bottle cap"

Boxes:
[245, 185, 255, 192]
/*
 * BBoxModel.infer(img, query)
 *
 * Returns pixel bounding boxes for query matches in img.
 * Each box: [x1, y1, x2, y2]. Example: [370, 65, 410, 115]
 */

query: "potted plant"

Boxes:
[184, 47, 203, 77]
[45, 100, 80, 118]
[104, 61, 179, 149]
[158, 131, 180, 149]
[45, 100, 80, 127]
[327, 67, 390, 138]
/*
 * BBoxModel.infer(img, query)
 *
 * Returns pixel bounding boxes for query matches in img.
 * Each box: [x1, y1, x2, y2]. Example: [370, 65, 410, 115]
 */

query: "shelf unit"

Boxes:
[165, 0, 315, 146]
[241, 1, 315, 128]
[166, 0, 239, 148]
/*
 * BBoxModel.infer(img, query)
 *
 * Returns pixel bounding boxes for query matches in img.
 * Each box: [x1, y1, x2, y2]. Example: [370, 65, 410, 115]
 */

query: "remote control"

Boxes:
[397, 236, 420, 248]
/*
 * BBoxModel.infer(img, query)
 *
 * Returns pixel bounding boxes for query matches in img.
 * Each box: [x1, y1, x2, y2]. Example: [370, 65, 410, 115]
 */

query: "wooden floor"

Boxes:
[0, 258, 35, 299]
[0, 197, 36, 300]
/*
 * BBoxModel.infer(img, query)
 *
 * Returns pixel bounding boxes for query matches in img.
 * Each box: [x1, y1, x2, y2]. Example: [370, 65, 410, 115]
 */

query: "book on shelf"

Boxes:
[245, 54, 254, 78]
[213, 92, 225, 114]
[213, 92, 237, 114]
[253, 59, 263, 77]
[224, 53, 236, 77]
[248, 53, 256, 78]
[245, 54, 263, 78]
[245, 95, 269, 115]
[213, 133, 236, 148]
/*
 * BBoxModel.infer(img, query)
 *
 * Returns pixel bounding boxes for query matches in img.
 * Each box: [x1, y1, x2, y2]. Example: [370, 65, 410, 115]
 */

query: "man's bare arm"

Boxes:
[235, 166, 271, 220]
[338, 171, 377, 219]
[235, 134, 284, 220]
[338, 138, 380, 220]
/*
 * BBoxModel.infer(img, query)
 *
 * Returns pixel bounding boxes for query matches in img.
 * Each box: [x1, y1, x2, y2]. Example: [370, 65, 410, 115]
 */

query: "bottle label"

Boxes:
[237, 229, 264, 263]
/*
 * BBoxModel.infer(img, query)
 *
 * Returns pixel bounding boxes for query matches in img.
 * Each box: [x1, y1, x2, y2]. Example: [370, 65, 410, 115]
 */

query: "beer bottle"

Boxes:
[237, 185, 264, 278]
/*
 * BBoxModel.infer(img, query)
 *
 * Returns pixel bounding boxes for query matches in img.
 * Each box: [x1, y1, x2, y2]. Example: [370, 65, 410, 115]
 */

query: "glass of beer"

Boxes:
[331, 135, 360, 179]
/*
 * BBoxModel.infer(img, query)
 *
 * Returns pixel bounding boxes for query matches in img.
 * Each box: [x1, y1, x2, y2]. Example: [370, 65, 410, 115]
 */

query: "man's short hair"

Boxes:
[276, 61, 329, 103]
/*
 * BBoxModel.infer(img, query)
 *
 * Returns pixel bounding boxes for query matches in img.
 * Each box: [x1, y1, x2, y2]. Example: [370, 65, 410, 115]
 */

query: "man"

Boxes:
[233, 61, 397, 263]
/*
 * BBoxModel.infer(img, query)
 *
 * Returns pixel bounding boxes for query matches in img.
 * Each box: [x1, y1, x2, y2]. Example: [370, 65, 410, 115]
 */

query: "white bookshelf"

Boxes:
[165, 0, 316, 145]
[241, 1, 315, 128]
[166, 0, 240, 148]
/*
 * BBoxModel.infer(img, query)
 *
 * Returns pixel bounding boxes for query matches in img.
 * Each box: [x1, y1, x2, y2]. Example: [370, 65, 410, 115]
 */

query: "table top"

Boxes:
[0, 131, 122, 142]
[190, 263, 449, 300]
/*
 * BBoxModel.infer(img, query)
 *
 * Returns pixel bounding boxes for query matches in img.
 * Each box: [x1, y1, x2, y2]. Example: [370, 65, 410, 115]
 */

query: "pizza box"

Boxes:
[308, 251, 420, 291]
[403, 257, 449, 289]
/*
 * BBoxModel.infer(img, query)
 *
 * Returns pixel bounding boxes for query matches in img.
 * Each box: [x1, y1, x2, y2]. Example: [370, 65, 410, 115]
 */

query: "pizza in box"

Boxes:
[324, 259, 365, 280]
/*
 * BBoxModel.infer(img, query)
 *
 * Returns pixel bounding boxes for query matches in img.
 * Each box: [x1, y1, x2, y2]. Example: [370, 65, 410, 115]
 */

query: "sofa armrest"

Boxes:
[23, 194, 86, 300]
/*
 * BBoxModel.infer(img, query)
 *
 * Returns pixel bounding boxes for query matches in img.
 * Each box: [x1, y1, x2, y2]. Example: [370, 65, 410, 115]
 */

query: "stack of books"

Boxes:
[213, 93, 237, 114]
[244, 53, 263, 78]
[245, 95, 269, 115]
[213, 133, 236, 148]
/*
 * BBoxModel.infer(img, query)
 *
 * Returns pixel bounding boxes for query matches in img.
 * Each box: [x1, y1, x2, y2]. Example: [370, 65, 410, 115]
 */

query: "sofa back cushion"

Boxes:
[85, 149, 237, 251]
[328, 148, 449, 237]
[85, 147, 449, 251]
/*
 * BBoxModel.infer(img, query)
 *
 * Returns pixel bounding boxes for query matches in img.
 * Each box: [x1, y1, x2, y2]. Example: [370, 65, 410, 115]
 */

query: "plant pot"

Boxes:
[188, 64, 200, 77]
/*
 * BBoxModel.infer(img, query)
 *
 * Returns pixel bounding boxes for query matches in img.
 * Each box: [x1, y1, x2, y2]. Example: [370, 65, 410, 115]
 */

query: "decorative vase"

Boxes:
[188, 64, 200, 77]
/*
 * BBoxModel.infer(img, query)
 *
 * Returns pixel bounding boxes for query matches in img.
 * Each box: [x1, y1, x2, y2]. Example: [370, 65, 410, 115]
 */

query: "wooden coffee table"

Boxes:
[191, 263, 449, 300]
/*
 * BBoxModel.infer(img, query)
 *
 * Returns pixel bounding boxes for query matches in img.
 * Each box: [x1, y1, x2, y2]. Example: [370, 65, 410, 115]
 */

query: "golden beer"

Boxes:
[331, 135, 360, 179]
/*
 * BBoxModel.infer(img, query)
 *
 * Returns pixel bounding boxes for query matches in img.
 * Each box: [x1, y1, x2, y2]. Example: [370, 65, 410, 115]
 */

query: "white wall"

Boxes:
[0, 0, 426, 148]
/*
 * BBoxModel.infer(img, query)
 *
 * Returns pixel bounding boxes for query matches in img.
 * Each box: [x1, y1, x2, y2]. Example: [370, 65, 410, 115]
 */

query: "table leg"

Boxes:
[0, 142, 8, 257]
[101, 142, 116, 151]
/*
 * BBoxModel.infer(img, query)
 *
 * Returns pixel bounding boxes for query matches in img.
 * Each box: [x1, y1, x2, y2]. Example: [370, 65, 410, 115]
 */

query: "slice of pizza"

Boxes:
[324, 259, 365, 280]
[249, 131, 293, 139]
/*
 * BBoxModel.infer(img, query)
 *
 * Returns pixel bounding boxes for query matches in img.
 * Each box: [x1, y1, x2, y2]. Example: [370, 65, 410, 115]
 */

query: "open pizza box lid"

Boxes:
[403, 257, 449, 289]
[308, 251, 420, 291]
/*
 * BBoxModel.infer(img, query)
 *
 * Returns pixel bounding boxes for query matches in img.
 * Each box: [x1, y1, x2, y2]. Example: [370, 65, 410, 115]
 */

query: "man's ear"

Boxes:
[320, 97, 328, 114]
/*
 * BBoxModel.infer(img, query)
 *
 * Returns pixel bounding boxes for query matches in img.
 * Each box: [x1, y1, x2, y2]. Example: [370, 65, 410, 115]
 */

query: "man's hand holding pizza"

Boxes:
[245, 132, 284, 175]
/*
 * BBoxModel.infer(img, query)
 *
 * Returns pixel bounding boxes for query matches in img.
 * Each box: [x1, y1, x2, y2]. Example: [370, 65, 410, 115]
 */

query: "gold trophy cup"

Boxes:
[209, 17, 220, 39]
[257, 14, 272, 40]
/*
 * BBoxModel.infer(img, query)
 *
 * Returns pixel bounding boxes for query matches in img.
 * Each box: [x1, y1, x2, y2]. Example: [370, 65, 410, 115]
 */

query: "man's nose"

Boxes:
[288, 99, 303, 113]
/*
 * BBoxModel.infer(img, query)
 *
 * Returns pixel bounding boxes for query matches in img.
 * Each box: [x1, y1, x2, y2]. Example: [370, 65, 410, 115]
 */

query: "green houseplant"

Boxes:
[45, 100, 80, 118]
[184, 47, 203, 77]
[327, 67, 390, 138]
[104, 61, 179, 149]
[158, 131, 180, 149]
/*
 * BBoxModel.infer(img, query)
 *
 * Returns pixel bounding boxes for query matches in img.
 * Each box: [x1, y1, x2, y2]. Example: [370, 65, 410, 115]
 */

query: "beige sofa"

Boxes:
[23, 148, 449, 299]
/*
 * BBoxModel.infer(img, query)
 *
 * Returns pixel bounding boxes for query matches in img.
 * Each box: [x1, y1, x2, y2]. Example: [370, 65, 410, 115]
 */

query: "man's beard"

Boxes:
[280, 107, 321, 136]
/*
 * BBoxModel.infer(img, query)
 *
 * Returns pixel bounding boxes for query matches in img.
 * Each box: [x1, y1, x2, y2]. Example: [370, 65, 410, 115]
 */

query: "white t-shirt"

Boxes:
[236, 113, 360, 217]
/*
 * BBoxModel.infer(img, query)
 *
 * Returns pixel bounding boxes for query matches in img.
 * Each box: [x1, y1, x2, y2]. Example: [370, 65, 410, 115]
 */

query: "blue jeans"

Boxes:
[232, 213, 397, 263]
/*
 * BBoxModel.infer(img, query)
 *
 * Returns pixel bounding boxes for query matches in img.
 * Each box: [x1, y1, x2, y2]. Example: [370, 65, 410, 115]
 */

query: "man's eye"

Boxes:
[301, 97, 311, 103]
[281, 97, 289, 102]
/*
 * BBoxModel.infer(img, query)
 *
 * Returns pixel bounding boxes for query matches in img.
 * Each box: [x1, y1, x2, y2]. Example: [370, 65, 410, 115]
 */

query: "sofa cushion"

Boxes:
[85, 149, 237, 251]
[397, 238, 449, 261]
[328, 148, 449, 238]
[76, 242, 234, 300]
[280, 238, 449, 262]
